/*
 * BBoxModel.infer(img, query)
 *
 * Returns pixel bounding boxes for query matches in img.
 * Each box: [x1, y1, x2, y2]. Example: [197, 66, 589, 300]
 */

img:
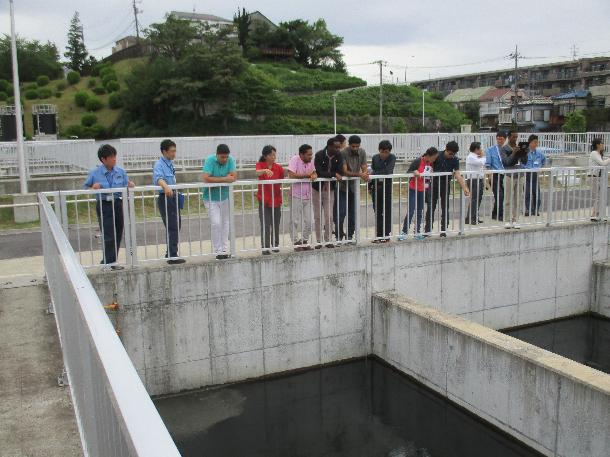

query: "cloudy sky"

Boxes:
[2, 0, 610, 84]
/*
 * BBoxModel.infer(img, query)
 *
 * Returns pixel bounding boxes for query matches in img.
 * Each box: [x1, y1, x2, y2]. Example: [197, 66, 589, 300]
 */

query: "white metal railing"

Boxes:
[41, 166, 608, 268]
[39, 195, 180, 457]
[4, 132, 610, 177]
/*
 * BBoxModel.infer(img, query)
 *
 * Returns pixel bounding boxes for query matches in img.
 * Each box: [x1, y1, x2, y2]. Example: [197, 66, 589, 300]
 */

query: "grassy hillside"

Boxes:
[252, 62, 366, 92]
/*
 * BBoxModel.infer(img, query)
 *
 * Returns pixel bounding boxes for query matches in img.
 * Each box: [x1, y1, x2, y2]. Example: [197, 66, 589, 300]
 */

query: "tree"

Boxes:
[64, 12, 89, 72]
[145, 15, 199, 61]
[562, 110, 587, 133]
[235, 65, 282, 120]
[280, 19, 345, 70]
[233, 7, 251, 55]
[0, 36, 62, 81]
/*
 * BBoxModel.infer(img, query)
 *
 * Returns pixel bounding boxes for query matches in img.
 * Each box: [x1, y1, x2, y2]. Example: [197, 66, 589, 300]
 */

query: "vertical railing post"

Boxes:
[354, 178, 361, 244]
[600, 167, 608, 221]
[228, 183, 236, 257]
[458, 185, 465, 235]
[547, 169, 555, 227]
[58, 191, 69, 235]
[122, 188, 138, 267]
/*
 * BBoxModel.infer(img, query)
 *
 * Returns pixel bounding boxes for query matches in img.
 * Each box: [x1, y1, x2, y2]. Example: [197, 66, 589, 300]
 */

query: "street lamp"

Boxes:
[421, 89, 428, 129]
[332, 93, 337, 135]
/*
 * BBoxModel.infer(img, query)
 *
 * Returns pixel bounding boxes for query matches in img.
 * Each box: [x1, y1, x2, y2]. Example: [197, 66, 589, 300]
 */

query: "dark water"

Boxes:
[154, 358, 542, 457]
[503, 314, 610, 374]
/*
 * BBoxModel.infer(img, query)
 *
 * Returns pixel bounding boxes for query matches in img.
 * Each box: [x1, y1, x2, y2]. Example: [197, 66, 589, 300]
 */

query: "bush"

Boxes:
[85, 123, 105, 138]
[6, 83, 13, 94]
[24, 89, 38, 100]
[108, 92, 123, 109]
[105, 80, 120, 93]
[85, 96, 103, 111]
[0, 79, 9, 92]
[91, 63, 110, 77]
[92, 86, 106, 95]
[67, 71, 80, 85]
[81, 113, 98, 127]
[88, 78, 97, 88]
[99, 66, 115, 79]
[24, 83, 38, 91]
[55, 81, 67, 91]
[0, 91, 7, 101]
[64, 124, 83, 138]
[37, 87, 53, 99]
[74, 90, 89, 107]
[7, 96, 14, 104]
[102, 74, 118, 87]
[55, 92, 63, 98]
[36, 75, 50, 86]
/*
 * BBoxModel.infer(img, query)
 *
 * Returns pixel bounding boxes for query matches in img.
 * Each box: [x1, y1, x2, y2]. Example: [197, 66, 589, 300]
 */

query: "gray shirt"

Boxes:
[340, 147, 367, 192]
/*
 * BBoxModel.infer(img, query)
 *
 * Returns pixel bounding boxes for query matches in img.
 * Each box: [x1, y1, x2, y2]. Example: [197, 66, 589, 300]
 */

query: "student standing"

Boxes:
[523, 135, 546, 217]
[288, 144, 317, 250]
[153, 139, 185, 265]
[313, 137, 344, 247]
[589, 138, 610, 221]
[486, 131, 508, 221]
[202, 144, 237, 260]
[84, 144, 134, 269]
[370, 140, 396, 242]
[256, 145, 284, 254]
[337, 135, 368, 242]
[465, 142, 486, 225]
[399, 147, 439, 240]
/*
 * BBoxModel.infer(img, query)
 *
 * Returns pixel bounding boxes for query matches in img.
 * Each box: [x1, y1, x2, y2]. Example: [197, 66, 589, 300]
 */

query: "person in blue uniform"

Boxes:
[83, 144, 134, 270]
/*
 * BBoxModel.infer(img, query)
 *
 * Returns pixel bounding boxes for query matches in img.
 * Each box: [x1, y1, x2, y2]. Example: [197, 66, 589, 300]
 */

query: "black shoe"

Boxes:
[262, 250, 271, 255]
[478, 219, 484, 224]
[215, 254, 229, 260]
[294, 240, 303, 246]
[440, 233, 447, 238]
[167, 258, 186, 265]
[110, 265, 125, 270]
[314, 244, 323, 249]
[325, 243, 335, 248]
[272, 248, 280, 253]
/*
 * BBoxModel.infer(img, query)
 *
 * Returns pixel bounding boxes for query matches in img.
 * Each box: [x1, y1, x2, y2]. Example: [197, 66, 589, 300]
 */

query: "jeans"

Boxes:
[424, 178, 450, 233]
[96, 198, 124, 264]
[290, 196, 312, 243]
[524, 171, 541, 215]
[334, 190, 356, 240]
[466, 178, 484, 224]
[258, 203, 281, 249]
[402, 189, 425, 235]
[157, 194, 181, 258]
[204, 199, 230, 254]
[372, 180, 392, 237]
[491, 174, 505, 221]
[312, 185, 332, 243]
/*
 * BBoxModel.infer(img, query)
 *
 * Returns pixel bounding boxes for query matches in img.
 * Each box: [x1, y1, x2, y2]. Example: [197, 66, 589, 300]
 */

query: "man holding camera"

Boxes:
[503, 131, 528, 229]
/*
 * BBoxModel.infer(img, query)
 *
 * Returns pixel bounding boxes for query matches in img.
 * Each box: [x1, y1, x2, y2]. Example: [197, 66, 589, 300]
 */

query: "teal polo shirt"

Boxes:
[202, 154, 236, 201]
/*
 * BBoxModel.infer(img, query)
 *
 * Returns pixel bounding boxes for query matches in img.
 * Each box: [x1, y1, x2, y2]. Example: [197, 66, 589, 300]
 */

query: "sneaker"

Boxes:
[414, 234, 425, 240]
[478, 219, 484, 224]
[314, 244, 323, 250]
[110, 265, 125, 271]
[262, 250, 271, 255]
[440, 232, 447, 238]
[379, 238, 390, 243]
[397, 232, 408, 241]
[167, 258, 186, 265]
[325, 243, 335, 248]
[294, 240, 303, 246]
[591, 217, 601, 222]
[215, 254, 229, 260]
[272, 248, 280, 253]
[504, 223, 513, 229]
[513, 223, 521, 229]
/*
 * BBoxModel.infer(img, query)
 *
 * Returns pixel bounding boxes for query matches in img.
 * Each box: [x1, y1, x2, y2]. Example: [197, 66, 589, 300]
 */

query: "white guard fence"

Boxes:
[39, 196, 181, 456]
[39, 166, 608, 269]
[4, 132, 610, 177]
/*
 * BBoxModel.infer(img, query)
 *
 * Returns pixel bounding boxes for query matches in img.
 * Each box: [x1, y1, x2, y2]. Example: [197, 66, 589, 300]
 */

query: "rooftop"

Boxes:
[444, 86, 494, 103]
[170, 11, 233, 24]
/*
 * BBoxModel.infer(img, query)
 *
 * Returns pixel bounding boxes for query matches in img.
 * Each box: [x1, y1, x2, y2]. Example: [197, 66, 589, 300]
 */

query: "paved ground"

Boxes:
[0, 277, 82, 457]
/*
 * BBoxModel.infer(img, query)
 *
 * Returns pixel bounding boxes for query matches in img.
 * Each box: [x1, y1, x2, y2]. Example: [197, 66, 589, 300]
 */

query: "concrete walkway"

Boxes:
[0, 277, 82, 456]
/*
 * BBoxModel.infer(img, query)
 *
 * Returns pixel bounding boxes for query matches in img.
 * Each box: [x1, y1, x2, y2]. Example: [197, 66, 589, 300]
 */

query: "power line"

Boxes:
[88, 20, 136, 51]
[85, 13, 134, 45]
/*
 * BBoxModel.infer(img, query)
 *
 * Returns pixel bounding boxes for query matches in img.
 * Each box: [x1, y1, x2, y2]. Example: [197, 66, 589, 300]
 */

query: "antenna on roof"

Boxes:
[571, 44, 578, 61]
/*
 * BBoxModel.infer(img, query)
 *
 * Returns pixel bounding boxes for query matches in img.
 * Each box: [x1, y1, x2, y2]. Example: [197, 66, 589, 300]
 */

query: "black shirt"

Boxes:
[371, 153, 396, 175]
[433, 151, 460, 174]
[313, 148, 344, 191]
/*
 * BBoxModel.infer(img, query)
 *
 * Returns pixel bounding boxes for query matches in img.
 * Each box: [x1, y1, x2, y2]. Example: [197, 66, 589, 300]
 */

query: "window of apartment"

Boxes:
[592, 97, 606, 108]
[591, 63, 607, 72]
[544, 110, 550, 122]
[533, 110, 545, 121]
[559, 104, 575, 116]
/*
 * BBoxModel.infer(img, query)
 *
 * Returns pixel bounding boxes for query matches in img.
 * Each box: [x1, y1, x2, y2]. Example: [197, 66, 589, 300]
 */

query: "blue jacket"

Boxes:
[524, 149, 546, 169]
[485, 145, 504, 170]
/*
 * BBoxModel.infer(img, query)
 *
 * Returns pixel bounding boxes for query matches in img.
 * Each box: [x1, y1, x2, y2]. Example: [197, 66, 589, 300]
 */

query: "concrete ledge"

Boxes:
[12, 193, 39, 223]
[372, 291, 610, 457]
[592, 261, 610, 318]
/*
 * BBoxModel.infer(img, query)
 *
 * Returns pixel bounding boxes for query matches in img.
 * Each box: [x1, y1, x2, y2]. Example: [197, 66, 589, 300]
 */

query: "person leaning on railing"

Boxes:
[370, 140, 396, 242]
[465, 142, 486, 226]
[202, 144, 237, 260]
[523, 135, 546, 217]
[255, 145, 284, 255]
[84, 144, 134, 270]
[288, 144, 317, 251]
[153, 139, 186, 265]
[589, 138, 610, 221]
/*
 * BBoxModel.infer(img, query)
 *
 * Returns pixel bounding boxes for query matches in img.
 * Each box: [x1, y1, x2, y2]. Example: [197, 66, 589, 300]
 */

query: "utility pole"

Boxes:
[132, 0, 141, 39]
[508, 45, 522, 124]
[9, 0, 27, 194]
[373, 60, 385, 134]
[332, 94, 337, 135]
[571, 44, 578, 61]
[422, 89, 427, 129]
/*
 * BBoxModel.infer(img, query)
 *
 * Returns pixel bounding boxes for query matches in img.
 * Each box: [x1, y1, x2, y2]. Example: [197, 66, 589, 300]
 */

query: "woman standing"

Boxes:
[256, 145, 284, 254]
[398, 147, 439, 240]
[589, 138, 610, 221]
[465, 142, 486, 225]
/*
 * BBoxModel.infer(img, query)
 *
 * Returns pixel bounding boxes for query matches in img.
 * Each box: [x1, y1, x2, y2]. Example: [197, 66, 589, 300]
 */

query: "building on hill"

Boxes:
[247, 11, 277, 32]
[112, 36, 138, 54]
[444, 86, 494, 108]
[170, 11, 234, 30]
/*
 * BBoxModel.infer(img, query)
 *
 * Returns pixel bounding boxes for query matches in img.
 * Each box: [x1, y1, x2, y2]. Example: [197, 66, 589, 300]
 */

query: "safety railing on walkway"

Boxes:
[39, 195, 180, 457]
[41, 166, 608, 269]
[4, 132, 609, 177]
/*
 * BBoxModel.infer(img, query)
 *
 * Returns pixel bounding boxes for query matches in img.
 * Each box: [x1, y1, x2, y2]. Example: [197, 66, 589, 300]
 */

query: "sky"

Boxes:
[2, 0, 610, 85]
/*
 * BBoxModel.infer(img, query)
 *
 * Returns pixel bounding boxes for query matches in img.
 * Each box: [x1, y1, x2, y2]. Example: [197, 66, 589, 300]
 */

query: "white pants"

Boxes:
[204, 199, 230, 254]
[290, 196, 312, 243]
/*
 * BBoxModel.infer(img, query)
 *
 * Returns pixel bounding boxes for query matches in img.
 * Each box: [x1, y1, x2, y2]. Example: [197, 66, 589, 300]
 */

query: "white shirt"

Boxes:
[466, 152, 487, 179]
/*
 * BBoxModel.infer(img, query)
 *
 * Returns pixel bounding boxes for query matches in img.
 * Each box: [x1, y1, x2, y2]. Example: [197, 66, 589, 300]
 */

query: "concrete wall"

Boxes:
[592, 261, 610, 318]
[372, 292, 610, 457]
[89, 222, 609, 396]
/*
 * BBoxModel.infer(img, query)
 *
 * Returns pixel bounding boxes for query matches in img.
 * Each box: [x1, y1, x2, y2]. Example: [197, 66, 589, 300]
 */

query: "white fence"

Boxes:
[4, 132, 610, 177]
[41, 166, 608, 269]
[39, 195, 180, 456]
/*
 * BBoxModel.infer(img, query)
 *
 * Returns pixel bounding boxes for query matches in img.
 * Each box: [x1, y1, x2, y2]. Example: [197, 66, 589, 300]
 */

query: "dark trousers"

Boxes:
[466, 178, 484, 224]
[524, 172, 541, 215]
[258, 203, 281, 249]
[491, 174, 504, 221]
[372, 182, 392, 237]
[334, 189, 356, 240]
[403, 189, 425, 234]
[424, 180, 450, 233]
[96, 198, 124, 264]
[158, 194, 181, 258]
